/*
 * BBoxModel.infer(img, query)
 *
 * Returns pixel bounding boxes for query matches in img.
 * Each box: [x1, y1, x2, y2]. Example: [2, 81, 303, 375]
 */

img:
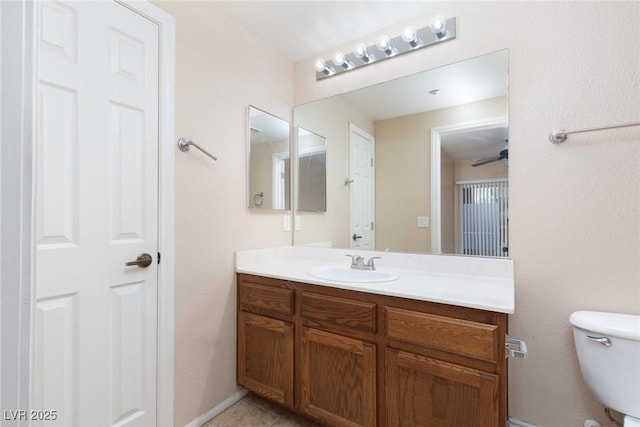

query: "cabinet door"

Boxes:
[386, 349, 499, 427]
[301, 328, 376, 427]
[238, 312, 294, 407]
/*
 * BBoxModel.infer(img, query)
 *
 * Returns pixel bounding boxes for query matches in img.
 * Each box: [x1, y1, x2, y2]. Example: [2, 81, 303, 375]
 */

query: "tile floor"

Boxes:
[203, 394, 323, 427]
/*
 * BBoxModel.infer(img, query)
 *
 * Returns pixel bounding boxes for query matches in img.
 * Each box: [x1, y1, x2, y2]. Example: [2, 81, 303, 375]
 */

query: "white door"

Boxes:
[349, 124, 375, 249]
[35, 1, 159, 426]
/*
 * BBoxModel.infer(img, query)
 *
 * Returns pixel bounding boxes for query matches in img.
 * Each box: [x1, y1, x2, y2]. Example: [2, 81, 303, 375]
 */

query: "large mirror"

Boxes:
[293, 50, 509, 256]
[248, 106, 291, 210]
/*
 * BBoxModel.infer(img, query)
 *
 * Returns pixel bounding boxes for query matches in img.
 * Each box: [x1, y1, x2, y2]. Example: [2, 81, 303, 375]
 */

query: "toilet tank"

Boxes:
[570, 311, 640, 418]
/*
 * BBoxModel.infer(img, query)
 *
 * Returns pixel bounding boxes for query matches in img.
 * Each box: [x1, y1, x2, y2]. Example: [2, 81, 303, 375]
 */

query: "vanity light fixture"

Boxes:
[314, 16, 456, 80]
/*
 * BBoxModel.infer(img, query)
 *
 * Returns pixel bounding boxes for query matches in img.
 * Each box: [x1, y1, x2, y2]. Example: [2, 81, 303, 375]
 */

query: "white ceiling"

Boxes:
[209, 1, 443, 61]
[441, 126, 508, 162]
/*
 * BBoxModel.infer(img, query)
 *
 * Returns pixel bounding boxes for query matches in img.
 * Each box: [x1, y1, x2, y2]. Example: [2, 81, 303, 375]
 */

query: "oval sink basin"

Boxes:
[308, 266, 398, 283]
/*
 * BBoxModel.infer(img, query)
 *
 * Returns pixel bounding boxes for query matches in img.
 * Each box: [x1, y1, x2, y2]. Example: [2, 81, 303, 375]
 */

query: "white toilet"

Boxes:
[570, 311, 640, 426]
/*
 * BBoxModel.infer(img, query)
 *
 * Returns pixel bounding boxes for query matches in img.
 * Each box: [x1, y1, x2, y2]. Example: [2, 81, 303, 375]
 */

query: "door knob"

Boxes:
[125, 253, 153, 268]
[352, 234, 362, 241]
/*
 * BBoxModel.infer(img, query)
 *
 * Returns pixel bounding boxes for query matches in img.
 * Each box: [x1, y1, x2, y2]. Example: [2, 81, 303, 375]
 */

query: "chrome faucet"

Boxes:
[346, 254, 381, 271]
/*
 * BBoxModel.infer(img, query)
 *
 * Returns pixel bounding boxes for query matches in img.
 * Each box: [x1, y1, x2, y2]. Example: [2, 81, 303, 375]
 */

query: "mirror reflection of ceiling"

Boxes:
[249, 111, 290, 144]
[210, 2, 445, 61]
[341, 51, 508, 121]
[442, 126, 508, 161]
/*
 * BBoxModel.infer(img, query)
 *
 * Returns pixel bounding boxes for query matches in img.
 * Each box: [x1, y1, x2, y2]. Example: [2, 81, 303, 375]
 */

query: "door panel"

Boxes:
[109, 102, 148, 242]
[386, 349, 499, 427]
[33, 294, 77, 427]
[301, 328, 376, 427]
[237, 312, 295, 407]
[349, 124, 375, 249]
[37, 82, 78, 248]
[35, 2, 159, 425]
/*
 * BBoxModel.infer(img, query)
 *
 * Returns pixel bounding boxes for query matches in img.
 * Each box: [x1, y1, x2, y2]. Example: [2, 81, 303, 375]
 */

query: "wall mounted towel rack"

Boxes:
[177, 138, 218, 161]
[549, 121, 640, 144]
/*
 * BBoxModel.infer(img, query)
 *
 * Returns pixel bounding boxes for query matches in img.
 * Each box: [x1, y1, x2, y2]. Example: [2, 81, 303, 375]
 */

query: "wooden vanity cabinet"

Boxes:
[237, 273, 507, 427]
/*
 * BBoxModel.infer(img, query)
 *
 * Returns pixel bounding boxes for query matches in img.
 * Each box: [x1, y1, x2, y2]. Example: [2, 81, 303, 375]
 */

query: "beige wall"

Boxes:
[153, 2, 293, 425]
[441, 150, 456, 254]
[374, 97, 507, 253]
[294, 2, 640, 426]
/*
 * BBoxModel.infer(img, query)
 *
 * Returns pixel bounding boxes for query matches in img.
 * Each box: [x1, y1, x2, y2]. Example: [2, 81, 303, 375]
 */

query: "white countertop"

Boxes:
[236, 246, 514, 314]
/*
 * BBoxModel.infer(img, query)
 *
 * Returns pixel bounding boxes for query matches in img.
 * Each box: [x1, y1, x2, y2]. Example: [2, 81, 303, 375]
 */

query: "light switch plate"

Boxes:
[283, 215, 291, 231]
[417, 216, 429, 228]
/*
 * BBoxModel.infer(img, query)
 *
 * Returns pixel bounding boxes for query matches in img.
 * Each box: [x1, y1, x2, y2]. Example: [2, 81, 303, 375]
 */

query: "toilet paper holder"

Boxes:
[506, 336, 528, 359]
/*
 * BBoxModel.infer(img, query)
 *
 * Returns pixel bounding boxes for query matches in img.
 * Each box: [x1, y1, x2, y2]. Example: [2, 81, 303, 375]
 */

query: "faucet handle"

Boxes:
[345, 254, 359, 264]
[366, 257, 381, 270]
[346, 254, 365, 267]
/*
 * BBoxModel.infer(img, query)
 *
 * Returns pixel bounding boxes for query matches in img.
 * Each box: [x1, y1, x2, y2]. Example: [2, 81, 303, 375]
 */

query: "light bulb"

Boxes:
[313, 58, 327, 73]
[376, 36, 390, 51]
[353, 43, 374, 63]
[313, 58, 335, 76]
[376, 35, 396, 56]
[332, 51, 346, 66]
[429, 15, 448, 37]
[332, 51, 353, 69]
[401, 25, 420, 48]
[353, 43, 367, 58]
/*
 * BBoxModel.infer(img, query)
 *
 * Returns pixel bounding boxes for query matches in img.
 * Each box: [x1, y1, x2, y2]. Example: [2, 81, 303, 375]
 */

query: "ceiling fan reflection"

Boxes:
[471, 148, 508, 167]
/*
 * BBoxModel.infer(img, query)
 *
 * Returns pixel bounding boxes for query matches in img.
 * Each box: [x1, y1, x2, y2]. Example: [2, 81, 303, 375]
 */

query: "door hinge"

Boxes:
[371, 158, 374, 167]
[371, 221, 374, 231]
[157, 252, 161, 265]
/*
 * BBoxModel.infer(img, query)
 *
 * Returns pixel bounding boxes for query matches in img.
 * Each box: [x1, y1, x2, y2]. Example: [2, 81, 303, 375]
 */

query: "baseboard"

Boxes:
[184, 389, 248, 427]
[508, 417, 538, 427]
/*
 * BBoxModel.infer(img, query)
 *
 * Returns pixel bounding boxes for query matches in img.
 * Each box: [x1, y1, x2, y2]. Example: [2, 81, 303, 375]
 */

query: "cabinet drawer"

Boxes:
[302, 292, 376, 336]
[239, 282, 294, 319]
[386, 307, 498, 362]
